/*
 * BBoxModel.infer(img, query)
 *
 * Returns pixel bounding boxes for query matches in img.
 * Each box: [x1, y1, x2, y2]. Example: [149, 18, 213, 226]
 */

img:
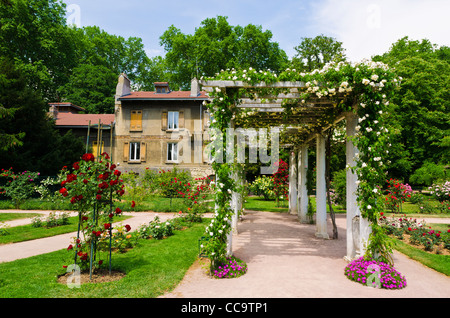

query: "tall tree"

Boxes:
[160, 16, 289, 90]
[373, 37, 450, 183]
[0, 56, 84, 175]
[291, 34, 347, 71]
[58, 26, 152, 112]
[0, 0, 78, 100]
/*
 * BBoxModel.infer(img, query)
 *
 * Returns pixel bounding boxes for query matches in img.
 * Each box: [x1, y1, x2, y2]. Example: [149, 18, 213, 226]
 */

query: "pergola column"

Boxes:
[289, 149, 297, 215]
[315, 134, 329, 239]
[345, 111, 371, 260]
[298, 145, 309, 223]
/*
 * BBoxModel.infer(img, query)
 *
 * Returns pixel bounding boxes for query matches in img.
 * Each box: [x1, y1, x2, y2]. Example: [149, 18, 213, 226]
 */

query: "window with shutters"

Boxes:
[167, 142, 178, 162]
[167, 111, 179, 130]
[130, 110, 142, 131]
[129, 142, 140, 161]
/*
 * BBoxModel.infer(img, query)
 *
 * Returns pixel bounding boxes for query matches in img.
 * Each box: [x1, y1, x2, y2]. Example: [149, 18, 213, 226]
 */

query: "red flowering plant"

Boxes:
[272, 159, 289, 207]
[177, 176, 214, 219]
[384, 179, 413, 213]
[59, 152, 129, 274]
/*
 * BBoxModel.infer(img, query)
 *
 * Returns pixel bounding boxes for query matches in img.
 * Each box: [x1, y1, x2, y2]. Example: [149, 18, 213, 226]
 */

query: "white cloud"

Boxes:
[313, 0, 450, 62]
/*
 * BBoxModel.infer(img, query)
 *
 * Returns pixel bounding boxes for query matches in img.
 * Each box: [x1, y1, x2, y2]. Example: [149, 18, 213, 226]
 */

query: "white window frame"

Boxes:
[167, 142, 178, 162]
[167, 111, 179, 130]
[129, 142, 141, 162]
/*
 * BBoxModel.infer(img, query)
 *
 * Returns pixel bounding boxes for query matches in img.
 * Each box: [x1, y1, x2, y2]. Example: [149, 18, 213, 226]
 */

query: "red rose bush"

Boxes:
[59, 152, 128, 273]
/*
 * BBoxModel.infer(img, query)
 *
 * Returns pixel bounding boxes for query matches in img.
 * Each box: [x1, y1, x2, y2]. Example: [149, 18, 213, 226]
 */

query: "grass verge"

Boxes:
[393, 239, 450, 276]
[0, 215, 132, 244]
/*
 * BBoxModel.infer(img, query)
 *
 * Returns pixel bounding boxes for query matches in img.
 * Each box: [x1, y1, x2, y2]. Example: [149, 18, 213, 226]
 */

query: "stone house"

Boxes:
[49, 102, 115, 158]
[113, 74, 213, 178]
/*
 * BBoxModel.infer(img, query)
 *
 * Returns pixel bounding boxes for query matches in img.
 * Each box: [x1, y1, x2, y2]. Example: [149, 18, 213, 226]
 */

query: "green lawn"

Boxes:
[0, 196, 214, 213]
[0, 219, 207, 298]
[244, 195, 346, 213]
[392, 237, 450, 276]
[0, 212, 40, 222]
[0, 214, 132, 244]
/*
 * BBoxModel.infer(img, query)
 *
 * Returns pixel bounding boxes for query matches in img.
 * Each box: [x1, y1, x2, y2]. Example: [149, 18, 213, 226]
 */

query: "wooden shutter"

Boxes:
[123, 142, 129, 162]
[130, 110, 142, 131]
[178, 111, 184, 129]
[161, 111, 168, 131]
[140, 142, 146, 162]
[92, 141, 104, 158]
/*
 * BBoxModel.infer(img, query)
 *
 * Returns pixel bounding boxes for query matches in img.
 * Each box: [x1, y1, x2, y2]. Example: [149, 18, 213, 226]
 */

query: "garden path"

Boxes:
[0, 210, 195, 263]
[160, 210, 450, 298]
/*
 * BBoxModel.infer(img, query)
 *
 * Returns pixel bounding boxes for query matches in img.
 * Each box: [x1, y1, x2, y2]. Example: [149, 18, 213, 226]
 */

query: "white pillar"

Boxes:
[315, 134, 329, 239]
[345, 112, 371, 260]
[289, 150, 298, 214]
[298, 145, 309, 223]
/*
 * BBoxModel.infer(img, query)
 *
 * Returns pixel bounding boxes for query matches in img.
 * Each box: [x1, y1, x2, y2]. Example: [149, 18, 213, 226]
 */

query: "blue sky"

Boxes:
[62, 0, 450, 62]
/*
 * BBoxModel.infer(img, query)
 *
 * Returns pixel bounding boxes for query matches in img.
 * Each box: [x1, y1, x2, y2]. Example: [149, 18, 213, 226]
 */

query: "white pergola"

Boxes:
[200, 79, 371, 261]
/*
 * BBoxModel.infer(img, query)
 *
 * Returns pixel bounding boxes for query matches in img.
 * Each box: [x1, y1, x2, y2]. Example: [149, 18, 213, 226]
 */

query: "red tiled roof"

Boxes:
[119, 90, 209, 100]
[54, 113, 115, 127]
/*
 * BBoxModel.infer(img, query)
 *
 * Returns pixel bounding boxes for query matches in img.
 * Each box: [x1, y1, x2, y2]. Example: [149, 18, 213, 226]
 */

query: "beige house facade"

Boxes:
[113, 74, 214, 178]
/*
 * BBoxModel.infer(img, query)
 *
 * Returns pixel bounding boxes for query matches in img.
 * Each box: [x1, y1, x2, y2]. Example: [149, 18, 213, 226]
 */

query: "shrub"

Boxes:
[429, 181, 450, 203]
[0, 168, 40, 208]
[331, 169, 346, 206]
[384, 179, 413, 213]
[0, 222, 9, 236]
[249, 175, 275, 200]
[138, 215, 175, 240]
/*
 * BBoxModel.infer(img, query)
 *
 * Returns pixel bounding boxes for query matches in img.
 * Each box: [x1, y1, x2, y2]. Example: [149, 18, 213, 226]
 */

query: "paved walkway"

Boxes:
[1, 209, 450, 298]
[160, 210, 450, 298]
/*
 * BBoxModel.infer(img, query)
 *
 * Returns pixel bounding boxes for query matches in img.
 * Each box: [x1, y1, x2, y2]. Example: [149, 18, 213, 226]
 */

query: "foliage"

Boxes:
[0, 222, 9, 236]
[384, 178, 413, 213]
[249, 175, 276, 200]
[272, 159, 289, 206]
[31, 211, 69, 228]
[291, 34, 347, 71]
[156, 167, 193, 199]
[344, 257, 407, 289]
[379, 213, 450, 253]
[137, 215, 175, 240]
[0, 0, 77, 99]
[429, 181, 450, 202]
[0, 168, 40, 208]
[373, 37, 450, 181]
[160, 16, 289, 89]
[59, 152, 129, 272]
[331, 168, 346, 207]
[0, 56, 84, 175]
[410, 162, 447, 187]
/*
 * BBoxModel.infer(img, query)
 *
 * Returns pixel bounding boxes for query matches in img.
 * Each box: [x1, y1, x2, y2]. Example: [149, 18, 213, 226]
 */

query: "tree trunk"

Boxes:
[326, 129, 338, 239]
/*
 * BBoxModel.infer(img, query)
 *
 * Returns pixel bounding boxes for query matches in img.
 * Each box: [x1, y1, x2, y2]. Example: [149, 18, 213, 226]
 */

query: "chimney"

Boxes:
[190, 78, 200, 97]
[48, 104, 58, 119]
[115, 73, 131, 102]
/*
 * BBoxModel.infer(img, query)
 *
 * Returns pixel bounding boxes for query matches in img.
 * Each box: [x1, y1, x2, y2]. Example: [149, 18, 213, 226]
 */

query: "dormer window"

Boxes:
[154, 82, 170, 94]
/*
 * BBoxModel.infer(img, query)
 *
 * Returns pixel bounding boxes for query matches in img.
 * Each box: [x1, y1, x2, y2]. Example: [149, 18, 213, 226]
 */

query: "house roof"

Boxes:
[118, 90, 209, 101]
[54, 112, 115, 128]
[49, 102, 86, 112]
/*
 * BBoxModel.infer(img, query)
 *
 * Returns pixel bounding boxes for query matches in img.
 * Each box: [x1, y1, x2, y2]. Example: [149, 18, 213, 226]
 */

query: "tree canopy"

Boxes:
[159, 16, 289, 90]
[373, 37, 450, 183]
